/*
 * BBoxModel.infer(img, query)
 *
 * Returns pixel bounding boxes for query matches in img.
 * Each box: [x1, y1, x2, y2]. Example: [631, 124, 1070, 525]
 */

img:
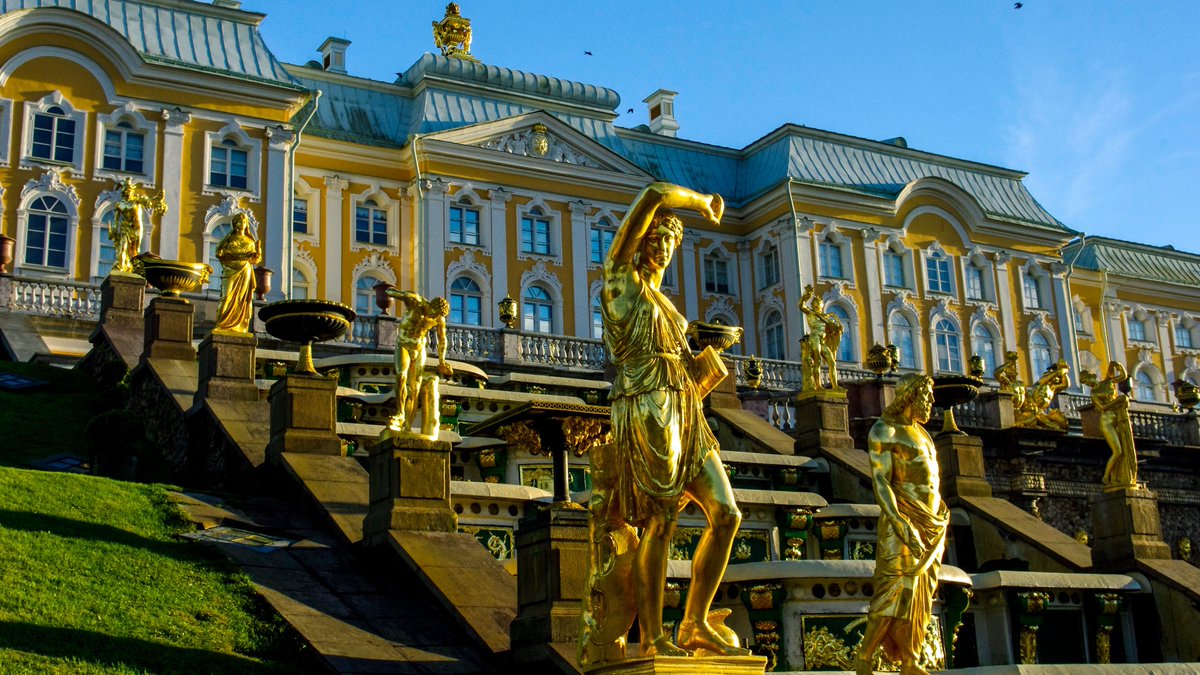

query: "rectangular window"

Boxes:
[884, 252, 906, 287]
[1128, 320, 1146, 342]
[450, 294, 482, 326]
[590, 228, 615, 264]
[355, 204, 388, 245]
[761, 249, 780, 288]
[927, 256, 953, 293]
[24, 213, 68, 268]
[819, 242, 844, 279]
[965, 266, 985, 300]
[521, 216, 551, 255]
[32, 112, 76, 163]
[102, 128, 145, 173]
[1023, 275, 1043, 309]
[292, 199, 308, 234]
[703, 256, 730, 294]
[1176, 324, 1193, 349]
[210, 144, 248, 190]
[449, 206, 480, 245]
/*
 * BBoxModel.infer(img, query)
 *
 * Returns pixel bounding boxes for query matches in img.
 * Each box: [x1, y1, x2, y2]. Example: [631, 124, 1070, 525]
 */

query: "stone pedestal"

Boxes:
[510, 504, 589, 649]
[195, 331, 259, 404]
[846, 378, 895, 420]
[100, 272, 146, 329]
[266, 374, 341, 459]
[1091, 487, 1172, 571]
[583, 655, 766, 675]
[142, 297, 196, 362]
[935, 433, 993, 499]
[363, 434, 456, 545]
[1079, 403, 1101, 439]
[375, 314, 398, 349]
[793, 389, 853, 456]
[978, 391, 1016, 429]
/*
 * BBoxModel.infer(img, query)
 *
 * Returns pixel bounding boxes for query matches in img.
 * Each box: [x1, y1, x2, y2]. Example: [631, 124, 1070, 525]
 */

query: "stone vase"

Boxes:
[254, 266, 273, 301]
[0, 234, 14, 274]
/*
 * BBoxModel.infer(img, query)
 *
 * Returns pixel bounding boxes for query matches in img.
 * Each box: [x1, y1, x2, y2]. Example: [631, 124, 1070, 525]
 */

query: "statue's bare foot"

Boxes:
[639, 634, 691, 657]
[677, 620, 752, 656]
[853, 657, 875, 675]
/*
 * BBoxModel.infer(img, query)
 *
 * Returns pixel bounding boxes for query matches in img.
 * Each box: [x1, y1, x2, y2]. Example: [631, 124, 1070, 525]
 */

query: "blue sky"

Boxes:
[255, 1, 1199, 250]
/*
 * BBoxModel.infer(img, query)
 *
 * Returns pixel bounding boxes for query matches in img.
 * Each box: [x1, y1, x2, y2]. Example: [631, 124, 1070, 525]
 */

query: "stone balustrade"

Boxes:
[2, 275, 102, 319]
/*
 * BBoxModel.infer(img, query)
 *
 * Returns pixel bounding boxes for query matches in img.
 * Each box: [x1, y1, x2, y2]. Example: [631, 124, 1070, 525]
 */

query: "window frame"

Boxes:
[93, 103, 156, 182]
[589, 217, 617, 266]
[758, 243, 781, 290]
[449, 276, 484, 326]
[349, 188, 399, 252]
[203, 122, 261, 199]
[889, 312, 918, 370]
[702, 243, 736, 297]
[762, 309, 786, 360]
[22, 93, 86, 172]
[292, 179, 320, 244]
[449, 200, 482, 247]
[515, 199, 562, 262]
[971, 323, 999, 377]
[933, 318, 964, 374]
[16, 173, 80, 278]
[523, 284, 556, 334]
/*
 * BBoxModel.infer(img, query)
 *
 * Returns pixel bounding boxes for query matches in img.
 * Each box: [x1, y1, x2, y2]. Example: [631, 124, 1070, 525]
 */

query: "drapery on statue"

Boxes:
[384, 290, 452, 441]
[1081, 362, 1138, 491]
[855, 373, 949, 675]
[1014, 359, 1071, 431]
[579, 182, 751, 665]
[432, 2, 476, 61]
[799, 284, 844, 392]
[993, 350, 1026, 410]
[109, 177, 166, 274]
[213, 213, 261, 333]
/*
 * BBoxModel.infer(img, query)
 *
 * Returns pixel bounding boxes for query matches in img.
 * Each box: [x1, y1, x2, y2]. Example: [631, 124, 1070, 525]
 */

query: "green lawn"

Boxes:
[0, 466, 316, 674]
[0, 360, 95, 467]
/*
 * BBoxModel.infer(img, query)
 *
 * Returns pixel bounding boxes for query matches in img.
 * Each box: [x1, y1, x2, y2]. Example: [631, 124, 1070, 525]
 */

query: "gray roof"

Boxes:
[1, 0, 298, 87]
[1065, 236, 1200, 287]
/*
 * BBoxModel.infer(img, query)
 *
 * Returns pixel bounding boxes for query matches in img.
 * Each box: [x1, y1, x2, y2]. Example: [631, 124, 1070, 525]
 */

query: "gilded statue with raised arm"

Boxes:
[579, 182, 753, 666]
[109, 177, 166, 274]
[799, 284, 843, 392]
[1081, 362, 1138, 491]
[385, 289, 452, 441]
[993, 350, 1026, 410]
[213, 213, 261, 334]
[855, 373, 949, 675]
[1015, 359, 1071, 431]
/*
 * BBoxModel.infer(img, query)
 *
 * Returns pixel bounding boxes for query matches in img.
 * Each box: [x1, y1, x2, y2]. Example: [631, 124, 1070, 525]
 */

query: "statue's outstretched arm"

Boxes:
[607, 182, 721, 267]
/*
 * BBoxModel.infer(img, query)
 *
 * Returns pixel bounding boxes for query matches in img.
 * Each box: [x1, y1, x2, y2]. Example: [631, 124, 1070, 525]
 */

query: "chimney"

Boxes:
[212, 0, 242, 8]
[643, 89, 679, 138]
[318, 37, 351, 74]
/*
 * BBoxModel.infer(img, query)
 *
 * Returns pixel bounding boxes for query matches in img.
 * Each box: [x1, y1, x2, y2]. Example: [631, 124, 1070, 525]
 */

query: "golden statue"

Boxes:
[213, 213, 261, 333]
[1081, 362, 1138, 491]
[579, 182, 750, 664]
[993, 351, 1026, 410]
[1015, 360, 1071, 431]
[109, 177, 166, 274]
[855, 373, 949, 675]
[432, 3, 477, 61]
[799, 284, 843, 392]
[385, 290, 452, 440]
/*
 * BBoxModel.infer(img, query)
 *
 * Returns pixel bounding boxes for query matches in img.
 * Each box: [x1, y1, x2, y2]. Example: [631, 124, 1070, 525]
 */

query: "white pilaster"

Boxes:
[1105, 301, 1126, 368]
[862, 227, 884, 347]
[570, 200, 591, 337]
[994, 251, 1017, 350]
[322, 176, 348, 302]
[1048, 263, 1078, 382]
[157, 108, 190, 260]
[736, 240, 756, 350]
[422, 178, 448, 298]
[488, 188, 512, 326]
[681, 232, 700, 320]
[263, 126, 294, 301]
[1157, 312, 1176, 380]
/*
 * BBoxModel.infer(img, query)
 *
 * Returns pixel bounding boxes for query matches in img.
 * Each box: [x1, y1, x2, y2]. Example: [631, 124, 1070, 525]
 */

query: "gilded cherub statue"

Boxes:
[109, 177, 166, 274]
[1081, 362, 1138, 491]
[579, 182, 752, 666]
[855, 373, 949, 675]
[385, 290, 452, 440]
[432, 3, 477, 61]
[213, 213, 261, 334]
[1015, 360, 1071, 431]
[799, 284, 843, 392]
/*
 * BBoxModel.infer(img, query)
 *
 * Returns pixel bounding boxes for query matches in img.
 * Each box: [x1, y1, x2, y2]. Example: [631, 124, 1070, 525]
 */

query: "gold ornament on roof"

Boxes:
[529, 123, 550, 157]
[432, 3, 477, 61]
[109, 177, 166, 275]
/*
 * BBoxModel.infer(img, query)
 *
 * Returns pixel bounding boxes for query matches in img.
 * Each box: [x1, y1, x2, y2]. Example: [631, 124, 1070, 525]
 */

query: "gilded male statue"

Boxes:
[109, 177, 166, 274]
[993, 351, 1027, 410]
[855, 373, 949, 675]
[385, 289, 452, 440]
[1081, 362, 1138, 490]
[579, 182, 749, 663]
[799, 284, 843, 391]
[213, 213, 260, 334]
[1015, 359, 1071, 430]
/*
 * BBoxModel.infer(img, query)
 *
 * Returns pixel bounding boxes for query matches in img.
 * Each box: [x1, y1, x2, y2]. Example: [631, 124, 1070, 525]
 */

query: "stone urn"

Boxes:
[685, 319, 744, 353]
[0, 233, 14, 274]
[254, 266, 273, 301]
[742, 355, 763, 389]
[259, 299, 356, 375]
[932, 374, 984, 436]
[373, 281, 395, 315]
[498, 294, 518, 329]
[134, 254, 212, 300]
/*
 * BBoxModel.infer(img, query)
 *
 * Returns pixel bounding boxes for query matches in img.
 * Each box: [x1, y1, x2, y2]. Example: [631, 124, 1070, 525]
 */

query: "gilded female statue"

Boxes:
[1081, 362, 1138, 490]
[579, 182, 750, 663]
[214, 213, 261, 333]
[109, 178, 166, 274]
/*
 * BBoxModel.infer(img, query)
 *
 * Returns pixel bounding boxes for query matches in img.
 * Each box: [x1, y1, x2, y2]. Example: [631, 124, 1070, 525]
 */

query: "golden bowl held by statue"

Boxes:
[686, 320, 744, 354]
[135, 254, 212, 299]
[259, 299, 356, 375]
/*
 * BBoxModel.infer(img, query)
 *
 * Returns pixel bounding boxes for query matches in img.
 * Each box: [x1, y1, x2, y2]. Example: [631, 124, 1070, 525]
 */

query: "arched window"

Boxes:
[523, 285, 554, 333]
[972, 324, 998, 376]
[763, 310, 785, 360]
[355, 199, 388, 246]
[1030, 332, 1053, 377]
[890, 314, 916, 369]
[591, 295, 604, 339]
[207, 221, 232, 290]
[1134, 369, 1157, 403]
[926, 250, 953, 294]
[24, 196, 70, 269]
[291, 266, 311, 300]
[355, 274, 385, 316]
[827, 304, 854, 362]
[934, 319, 962, 373]
[449, 276, 483, 326]
[98, 210, 117, 278]
[32, 105, 76, 163]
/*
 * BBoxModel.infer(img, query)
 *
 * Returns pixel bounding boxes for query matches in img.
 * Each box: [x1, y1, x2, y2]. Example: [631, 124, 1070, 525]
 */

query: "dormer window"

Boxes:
[31, 105, 75, 163]
[210, 138, 248, 190]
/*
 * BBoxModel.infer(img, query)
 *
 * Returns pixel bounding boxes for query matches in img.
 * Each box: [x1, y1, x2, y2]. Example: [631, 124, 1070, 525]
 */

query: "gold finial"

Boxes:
[432, 3, 477, 62]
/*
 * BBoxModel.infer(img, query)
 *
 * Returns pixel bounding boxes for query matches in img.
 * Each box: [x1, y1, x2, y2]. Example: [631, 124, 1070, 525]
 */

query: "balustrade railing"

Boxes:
[7, 277, 100, 319]
[1057, 393, 1089, 418]
[1129, 409, 1190, 446]
[726, 354, 804, 390]
[954, 397, 988, 428]
[338, 315, 376, 345]
[436, 325, 503, 361]
[518, 333, 606, 370]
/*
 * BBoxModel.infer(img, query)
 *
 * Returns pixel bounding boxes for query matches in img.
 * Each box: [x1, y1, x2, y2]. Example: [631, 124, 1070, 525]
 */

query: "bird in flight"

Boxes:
[584, 50, 593, 56]
[1014, 2, 1023, 8]
[626, 108, 634, 114]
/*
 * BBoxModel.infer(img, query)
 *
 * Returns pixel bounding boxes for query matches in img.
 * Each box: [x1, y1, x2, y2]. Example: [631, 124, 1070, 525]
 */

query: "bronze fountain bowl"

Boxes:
[134, 254, 212, 299]
[932, 374, 985, 436]
[259, 299, 356, 344]
[686, 320, 744, 354]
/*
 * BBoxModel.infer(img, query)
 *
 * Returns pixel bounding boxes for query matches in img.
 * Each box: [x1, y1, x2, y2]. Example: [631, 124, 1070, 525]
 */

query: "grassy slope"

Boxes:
[0, 360, 95, 467]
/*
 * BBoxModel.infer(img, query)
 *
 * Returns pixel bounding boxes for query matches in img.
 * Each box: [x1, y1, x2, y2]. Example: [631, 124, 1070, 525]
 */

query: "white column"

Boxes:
[322, 176, 348, 302]
[569, 200, 592, 337]
[263, 126, 294, 301]
[787, 217, 816, 360]
[421, 178, 448, 299]
[1157, 312, 1176, 380]
[1105, 301, 1126, 368]
[157, 108, 190, 260]
[681, 232, 700, 320]
[1049, 263, 1078, 379]
[994, 251, 1017, 351]
[487, 187, 511, 327]
[861, 227, 884, 347]
[736, 240, 756, 349]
